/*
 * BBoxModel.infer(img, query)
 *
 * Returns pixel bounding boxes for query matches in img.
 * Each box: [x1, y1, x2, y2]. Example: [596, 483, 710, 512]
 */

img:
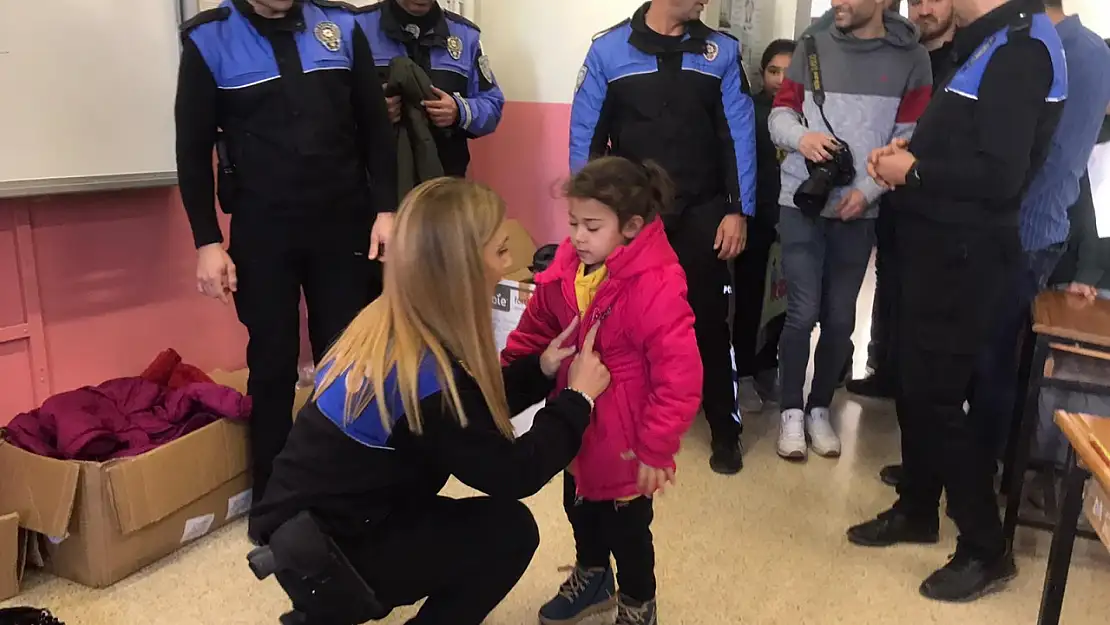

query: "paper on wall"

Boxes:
[1092, 142, 1110, 238]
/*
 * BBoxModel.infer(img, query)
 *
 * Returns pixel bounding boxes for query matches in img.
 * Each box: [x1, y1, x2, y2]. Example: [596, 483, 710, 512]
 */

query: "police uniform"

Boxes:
[356, 0, 504, 176]
[176, 0, 398, 501]
[570, 5, 758, 462]
[850, 0, 1066, 598]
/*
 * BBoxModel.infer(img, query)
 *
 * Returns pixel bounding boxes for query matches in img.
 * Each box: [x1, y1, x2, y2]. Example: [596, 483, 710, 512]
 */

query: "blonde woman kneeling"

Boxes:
[249, 178, 609, 625]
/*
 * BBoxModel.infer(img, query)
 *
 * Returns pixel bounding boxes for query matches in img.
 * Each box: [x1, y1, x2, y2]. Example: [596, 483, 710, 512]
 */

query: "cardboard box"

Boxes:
[0, 417, 251, 588]
[493, 220, 539, 354]
[0, 512, 23, 601]
[1085, 479, 1110, 551]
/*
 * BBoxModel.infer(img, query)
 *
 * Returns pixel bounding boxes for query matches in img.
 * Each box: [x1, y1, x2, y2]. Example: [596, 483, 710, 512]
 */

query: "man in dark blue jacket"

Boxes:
[356, 0, 504, 179]
[570, 0, 757, 475]
[175, 0, 397, 502]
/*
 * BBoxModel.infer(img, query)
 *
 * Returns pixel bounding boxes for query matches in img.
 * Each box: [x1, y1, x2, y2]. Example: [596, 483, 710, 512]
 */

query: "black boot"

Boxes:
[847, 508, 939, 547]
[846, 374, 895, 399]
[710, 438, 744, 475]
[879, 464, 903, 486]
[919, 548, 1017, 602]
[0, 608, 64, 625]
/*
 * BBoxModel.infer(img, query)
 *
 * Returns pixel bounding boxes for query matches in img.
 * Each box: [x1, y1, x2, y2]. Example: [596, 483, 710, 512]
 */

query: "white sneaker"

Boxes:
[777, 409, 807, 460]
[806, 407, 842, 458]
[737, 377, 764, 413]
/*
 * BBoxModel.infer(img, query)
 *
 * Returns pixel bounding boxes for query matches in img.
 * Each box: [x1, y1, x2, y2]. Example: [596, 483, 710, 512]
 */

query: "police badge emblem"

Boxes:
[704, 41, 719, 62]
[576, 66, 588, 94]
[314, 21, 342, 52]
[447, 35, 464, 60]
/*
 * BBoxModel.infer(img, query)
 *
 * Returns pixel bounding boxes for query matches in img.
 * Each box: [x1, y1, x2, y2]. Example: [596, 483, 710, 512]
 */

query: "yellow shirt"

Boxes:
[574, 263, 608, 318]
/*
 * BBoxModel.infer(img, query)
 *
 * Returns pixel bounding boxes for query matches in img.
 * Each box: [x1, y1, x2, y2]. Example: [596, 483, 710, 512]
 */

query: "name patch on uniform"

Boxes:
[315, 21, 342, 52]
[704, 41, 719, 62]
[576, 66, 588, 93]
[447, 35, 464, 60]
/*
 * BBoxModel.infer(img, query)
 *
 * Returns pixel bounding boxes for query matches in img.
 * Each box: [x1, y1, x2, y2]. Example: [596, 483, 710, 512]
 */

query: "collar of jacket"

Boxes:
[628, 2, 712, 56]
[952, 0, 1043, 65]
[382, 0, 450, 47]
[231, 0, 306, 33]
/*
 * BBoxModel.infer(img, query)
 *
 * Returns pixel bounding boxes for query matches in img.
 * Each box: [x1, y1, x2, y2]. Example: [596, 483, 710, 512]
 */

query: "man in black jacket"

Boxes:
[847, 0, 1066, 602]
[570, 0, 757, 475]
[848, 0, 958, 403]
[175, 0, 397, 501]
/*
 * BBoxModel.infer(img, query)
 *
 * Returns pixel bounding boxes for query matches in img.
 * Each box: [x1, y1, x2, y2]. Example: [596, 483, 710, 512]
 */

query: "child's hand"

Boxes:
[540, 317, 579, 378]
[636, 463, 675, 497]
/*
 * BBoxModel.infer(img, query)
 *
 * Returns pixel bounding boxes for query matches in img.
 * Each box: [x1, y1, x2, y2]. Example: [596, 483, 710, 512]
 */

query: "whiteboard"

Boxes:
[0, 1, 182, 197]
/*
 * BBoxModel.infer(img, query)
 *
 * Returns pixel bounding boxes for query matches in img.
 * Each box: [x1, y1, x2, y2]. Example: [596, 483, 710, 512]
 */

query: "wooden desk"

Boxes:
[1035, 412, 1110, 625]
[1032, 291, 1110, 349]
[1002, 292, 1110, 542]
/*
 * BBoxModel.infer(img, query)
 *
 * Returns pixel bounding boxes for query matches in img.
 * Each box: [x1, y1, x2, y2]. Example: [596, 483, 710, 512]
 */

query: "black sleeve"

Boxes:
[418, 385, 591, 500]
[916, 37, 1054, 202]
[351, 23, 399, 213]
[501, 354, 556, 415]
[174, 38, 223, 248]
[1072, 173, 1109, 287]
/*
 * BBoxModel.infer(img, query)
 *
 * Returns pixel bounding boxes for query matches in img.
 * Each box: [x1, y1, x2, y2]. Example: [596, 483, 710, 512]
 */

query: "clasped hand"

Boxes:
[867, 138, 917, 190]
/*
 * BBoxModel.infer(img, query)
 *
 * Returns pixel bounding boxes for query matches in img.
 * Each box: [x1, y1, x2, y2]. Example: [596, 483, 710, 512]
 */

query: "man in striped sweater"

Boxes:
[769, 0, 931, 462]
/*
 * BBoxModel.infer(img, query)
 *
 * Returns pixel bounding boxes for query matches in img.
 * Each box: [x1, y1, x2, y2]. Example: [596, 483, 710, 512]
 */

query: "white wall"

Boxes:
[474, 0, 647, 104]
[1071, 0, 1110, 38]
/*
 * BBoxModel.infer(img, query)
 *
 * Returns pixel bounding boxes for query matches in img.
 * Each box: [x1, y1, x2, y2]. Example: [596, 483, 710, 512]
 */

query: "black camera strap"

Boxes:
[802, 34, 842, 143]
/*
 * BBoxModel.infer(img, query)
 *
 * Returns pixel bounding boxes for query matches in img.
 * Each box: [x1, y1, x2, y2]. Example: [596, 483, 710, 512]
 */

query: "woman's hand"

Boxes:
[540, 317, 579, 378]
[568, 324, 610, 402]
[637, 463, 675, 497]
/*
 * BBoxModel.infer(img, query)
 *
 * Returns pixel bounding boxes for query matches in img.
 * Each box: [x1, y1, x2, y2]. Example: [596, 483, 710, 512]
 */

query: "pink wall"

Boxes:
[0, 100, 570, 426]
[470, 101, 572, 245]
[0, 190, 247, 425]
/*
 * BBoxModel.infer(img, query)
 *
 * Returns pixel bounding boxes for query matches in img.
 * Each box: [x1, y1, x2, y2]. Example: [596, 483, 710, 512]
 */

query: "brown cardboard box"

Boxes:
[0, 512, 23, 601]
[502, 219, 538, 283]
[1085, 479, 1110, 551]
[493, 220, 539, 353]
[0, 418, 251, 588]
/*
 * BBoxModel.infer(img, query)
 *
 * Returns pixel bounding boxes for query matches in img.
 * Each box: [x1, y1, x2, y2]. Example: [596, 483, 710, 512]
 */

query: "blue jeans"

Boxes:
[969, 242, 1067, 457]
[778, 207, 876, 412]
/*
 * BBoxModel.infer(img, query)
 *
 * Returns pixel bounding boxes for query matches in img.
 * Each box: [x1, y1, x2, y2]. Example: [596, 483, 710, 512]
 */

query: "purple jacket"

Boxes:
[3, 378, 251, 461]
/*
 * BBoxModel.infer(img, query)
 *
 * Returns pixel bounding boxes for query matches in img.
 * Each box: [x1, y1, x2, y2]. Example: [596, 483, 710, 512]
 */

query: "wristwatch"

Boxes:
[906, 161, 923, 189]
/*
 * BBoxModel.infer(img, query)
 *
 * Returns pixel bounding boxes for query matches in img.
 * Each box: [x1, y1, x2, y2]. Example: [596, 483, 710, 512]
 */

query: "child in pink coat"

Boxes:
[502, 157, 702, 625]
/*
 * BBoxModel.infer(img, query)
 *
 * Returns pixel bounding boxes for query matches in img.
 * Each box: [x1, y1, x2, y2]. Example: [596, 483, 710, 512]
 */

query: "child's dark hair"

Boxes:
[563, 157, 675, 226]
[760, 39, 797, 72]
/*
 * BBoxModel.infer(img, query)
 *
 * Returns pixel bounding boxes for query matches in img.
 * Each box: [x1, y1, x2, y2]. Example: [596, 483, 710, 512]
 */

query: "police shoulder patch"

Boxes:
[444, 11, 481, 33]
[180, 6, 230, 36]
[593, 18, 631, 41]
[575, 65, 588, 93]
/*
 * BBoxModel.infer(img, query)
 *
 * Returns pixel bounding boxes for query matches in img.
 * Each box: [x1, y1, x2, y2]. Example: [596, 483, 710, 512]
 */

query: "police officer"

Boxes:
[847, 0, 1066, 602]
[175, 0, 398, 502]
[357, 0, 504, 177]
[571, 0, 757, 475]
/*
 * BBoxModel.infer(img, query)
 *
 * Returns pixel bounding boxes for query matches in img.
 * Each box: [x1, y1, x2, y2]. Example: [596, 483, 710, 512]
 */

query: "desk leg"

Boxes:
[1003, 335, 1049, 543]
[1037, 448, 1087, 625]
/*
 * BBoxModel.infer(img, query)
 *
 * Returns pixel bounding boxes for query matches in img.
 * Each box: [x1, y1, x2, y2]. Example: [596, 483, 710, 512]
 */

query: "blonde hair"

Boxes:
[315, 178, 514, 438]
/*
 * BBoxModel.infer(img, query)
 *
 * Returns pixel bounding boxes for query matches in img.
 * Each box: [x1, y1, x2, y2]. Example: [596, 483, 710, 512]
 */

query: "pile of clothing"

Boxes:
[2, 349, 251, 462]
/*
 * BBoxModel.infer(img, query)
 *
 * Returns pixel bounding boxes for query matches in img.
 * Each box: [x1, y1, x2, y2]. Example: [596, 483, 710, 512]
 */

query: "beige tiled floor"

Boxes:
[5, 270, 1110, 624]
